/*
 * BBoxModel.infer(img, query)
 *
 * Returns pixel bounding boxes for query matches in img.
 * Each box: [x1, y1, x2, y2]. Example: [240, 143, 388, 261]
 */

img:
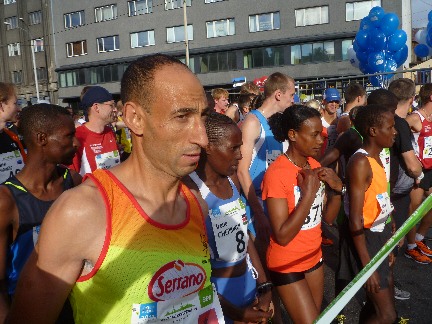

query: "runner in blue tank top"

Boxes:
[184, 112, 273, 324]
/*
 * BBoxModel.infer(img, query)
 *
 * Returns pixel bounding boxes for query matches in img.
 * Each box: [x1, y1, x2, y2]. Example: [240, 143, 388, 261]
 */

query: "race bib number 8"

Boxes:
[294, 182, 325, 230]
[209, 199, 248, 263]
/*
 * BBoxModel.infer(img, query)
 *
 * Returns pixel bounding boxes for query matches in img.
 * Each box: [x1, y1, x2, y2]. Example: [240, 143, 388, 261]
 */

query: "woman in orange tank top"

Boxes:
[262, 105, 343, 324]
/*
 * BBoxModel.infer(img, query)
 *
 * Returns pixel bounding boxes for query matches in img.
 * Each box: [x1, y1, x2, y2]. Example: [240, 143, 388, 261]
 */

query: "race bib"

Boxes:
[0, 150, 24, 183]
[209, 199, 248, 263]
[266, 150, 281, 166]
[423, 136, 432, 159]
[131, 284, 224, 323]
[294, 182, 325, 230]
[370, 192, 394, 232]
[95, 150, 120, 170]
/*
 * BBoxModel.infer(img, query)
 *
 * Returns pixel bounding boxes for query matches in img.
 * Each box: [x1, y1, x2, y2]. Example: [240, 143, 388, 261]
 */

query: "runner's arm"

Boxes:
[237, 115, 270, 238]
[0, 187, 14, 321]
[7, 184, 106, 323]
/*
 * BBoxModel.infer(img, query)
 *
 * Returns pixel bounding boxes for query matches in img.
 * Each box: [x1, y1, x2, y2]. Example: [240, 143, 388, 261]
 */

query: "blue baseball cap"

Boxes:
[81, 86, 113, 109]
[323, 88, 341, 102]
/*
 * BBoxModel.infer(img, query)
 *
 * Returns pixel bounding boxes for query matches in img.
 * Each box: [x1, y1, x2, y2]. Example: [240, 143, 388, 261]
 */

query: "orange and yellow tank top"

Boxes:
[358, 149, 393, 231]
[69, 169, 224, 323]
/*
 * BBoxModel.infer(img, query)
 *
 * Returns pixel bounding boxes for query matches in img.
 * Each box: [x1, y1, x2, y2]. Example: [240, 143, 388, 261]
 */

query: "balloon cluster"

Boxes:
[414, 11, 432, 58]
[347, 6, 407, 87]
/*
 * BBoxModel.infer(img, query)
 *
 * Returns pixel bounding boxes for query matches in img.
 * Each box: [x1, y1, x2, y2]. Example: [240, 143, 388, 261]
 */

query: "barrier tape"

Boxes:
[314, 195, 432, 324]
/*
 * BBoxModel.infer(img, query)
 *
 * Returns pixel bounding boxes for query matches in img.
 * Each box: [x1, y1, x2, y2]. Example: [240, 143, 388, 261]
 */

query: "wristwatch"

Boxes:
[257, 281, 273, 295]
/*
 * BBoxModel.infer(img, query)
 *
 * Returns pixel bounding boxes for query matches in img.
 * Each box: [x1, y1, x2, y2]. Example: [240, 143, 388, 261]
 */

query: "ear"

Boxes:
[288, 129, 296, 142]
[369, 126, 377, 137]
[36, 132, 48, 146]
[275, 89, 282, 101]
[123, 101, 144, 136]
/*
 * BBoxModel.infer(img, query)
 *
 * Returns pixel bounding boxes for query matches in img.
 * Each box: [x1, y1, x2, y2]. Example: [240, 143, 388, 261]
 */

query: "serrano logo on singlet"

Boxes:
[148, 260, 206, 302]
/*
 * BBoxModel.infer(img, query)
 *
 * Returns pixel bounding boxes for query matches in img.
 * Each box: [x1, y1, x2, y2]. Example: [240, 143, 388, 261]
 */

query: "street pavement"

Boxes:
[320, 225, 432, 324]
[279, 225, 432, 323]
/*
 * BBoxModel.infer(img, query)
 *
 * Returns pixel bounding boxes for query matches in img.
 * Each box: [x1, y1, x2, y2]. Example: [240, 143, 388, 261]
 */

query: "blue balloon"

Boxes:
[380, 13, 399, 36]
[355, 30, 369, 49]
[428, 10, 432, 22]
[414, 44, 431, 58]
[369, 75, 383, 87]
[369, 7, 385, 27]
[384, 58, 397, 73]
[356, 49, 369, 63]
[368, 52, 386, 73]
[360, 17, 372, 30]
[387, 30, 407, 52]
[427, 34, 432, 48]
[359, 62, 369, 74]
[393, 45, 408, 66]
[353, 40, 360, 53]
[369, 31, 386, 51]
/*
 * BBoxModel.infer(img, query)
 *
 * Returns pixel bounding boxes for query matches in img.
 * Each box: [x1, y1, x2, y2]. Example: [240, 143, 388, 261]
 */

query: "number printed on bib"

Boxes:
[95, 150, 120, 170]
[370, 192, 394, 232]
[294, 182, 325, 230]
[209, 198, 248, 263]
[266, 150, 281, 166]
[423, 136, 432, 159]
[0, 150, 24, 183]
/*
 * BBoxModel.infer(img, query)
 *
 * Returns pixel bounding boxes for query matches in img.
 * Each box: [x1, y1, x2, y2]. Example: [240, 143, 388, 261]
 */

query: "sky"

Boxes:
[412, 0, 432, 28]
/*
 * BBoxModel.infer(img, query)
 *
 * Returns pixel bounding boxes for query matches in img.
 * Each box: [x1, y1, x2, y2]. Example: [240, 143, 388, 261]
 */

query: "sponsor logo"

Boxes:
[148, 260, 206, 302]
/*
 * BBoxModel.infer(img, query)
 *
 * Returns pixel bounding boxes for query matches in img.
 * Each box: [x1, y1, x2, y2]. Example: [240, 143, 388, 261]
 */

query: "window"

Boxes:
[205, 0, 224, 3]
[66, 40, 88, 57]
[4, 16, 18, 30]
[342, 39, 353, 60]
[7, 43, 20, 56]
[295, 6, 329, 27]
[199, 52, 236, 73]
[249, 12, 280, 32]
[29, 11, 42, 25]
[128, 0, 153, 16]
[89, 65, 119, 84]
[346, 0, 381, 21]
[95, 4, 117, 22]
[11, 71, 22, 84]
[64, 11, 85, 28]
[206, 18, 235, 38]
[243, 46, 284, 69]
[32, 38, 44, 52]
[131, 30, 155, 48]
[166, 25, 193, 43]
[36, 67, 47, 80]
[291, 41, 335, 64]
[97, 35, 119, 52]
[165, 0, 191, 10]
[59, 70, 85, 87]
[4, 0, 16, 4]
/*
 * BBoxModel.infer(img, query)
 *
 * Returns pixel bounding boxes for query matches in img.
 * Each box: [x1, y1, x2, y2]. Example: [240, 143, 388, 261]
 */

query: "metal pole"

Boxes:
[19, 18, 39, 102]
[183, 0, 189, 68]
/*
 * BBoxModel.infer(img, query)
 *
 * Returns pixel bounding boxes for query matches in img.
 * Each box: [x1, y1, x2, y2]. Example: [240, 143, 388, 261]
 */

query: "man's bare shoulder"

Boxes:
[241, 112, 261, 139]
[44, 178, 105, 229]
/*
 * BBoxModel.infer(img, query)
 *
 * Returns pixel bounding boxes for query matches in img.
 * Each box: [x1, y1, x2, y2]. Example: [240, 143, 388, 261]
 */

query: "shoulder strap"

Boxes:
[189, 172, 211, 199]
[250, 110, 270, 132]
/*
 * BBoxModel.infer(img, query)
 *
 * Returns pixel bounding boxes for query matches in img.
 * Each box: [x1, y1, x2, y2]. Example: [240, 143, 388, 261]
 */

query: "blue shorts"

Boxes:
[211, 269, 257, 323]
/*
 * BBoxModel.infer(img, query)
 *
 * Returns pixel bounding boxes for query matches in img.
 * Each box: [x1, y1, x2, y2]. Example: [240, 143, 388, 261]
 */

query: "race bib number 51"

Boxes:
[294, 182, 325, 230]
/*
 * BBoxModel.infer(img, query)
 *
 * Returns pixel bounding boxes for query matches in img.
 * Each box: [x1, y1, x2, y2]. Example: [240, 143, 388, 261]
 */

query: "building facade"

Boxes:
[0, 0, 56, 104]
[2, 0, 409, 105]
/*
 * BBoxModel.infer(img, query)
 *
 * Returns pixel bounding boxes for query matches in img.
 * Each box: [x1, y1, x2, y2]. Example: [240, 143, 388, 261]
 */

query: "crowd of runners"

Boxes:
[0, 53, 431, 323]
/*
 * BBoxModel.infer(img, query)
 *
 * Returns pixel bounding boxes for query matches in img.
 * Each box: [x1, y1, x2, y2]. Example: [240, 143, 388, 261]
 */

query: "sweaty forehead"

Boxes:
[154, 66, 206, 104]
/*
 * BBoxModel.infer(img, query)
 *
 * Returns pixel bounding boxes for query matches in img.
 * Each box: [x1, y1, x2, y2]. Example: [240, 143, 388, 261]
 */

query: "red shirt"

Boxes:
[70, 125, 120, 176]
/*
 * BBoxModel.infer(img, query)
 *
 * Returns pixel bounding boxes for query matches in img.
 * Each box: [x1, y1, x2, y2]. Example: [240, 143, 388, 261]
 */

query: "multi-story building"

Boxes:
[2, 0, 410, 105]
[0, 0, 55, 104]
